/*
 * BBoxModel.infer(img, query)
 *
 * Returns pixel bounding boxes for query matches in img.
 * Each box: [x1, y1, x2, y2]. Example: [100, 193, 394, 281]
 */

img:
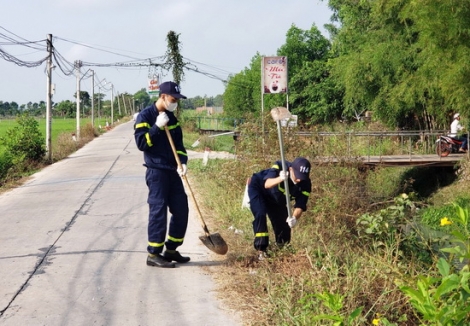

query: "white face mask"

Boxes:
[165, 98, 178, 112]
[289, 168, 298, 184]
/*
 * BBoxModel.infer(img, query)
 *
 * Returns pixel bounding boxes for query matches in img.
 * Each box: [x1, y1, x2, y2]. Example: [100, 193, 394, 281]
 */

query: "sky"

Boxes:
[0, 0, 333, 105]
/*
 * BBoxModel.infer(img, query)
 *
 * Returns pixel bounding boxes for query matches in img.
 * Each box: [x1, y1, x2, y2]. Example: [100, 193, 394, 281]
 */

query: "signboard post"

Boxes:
[147, 75, 160, 97]
[261, 56, 289, 134]
[262, 56, 288, 94]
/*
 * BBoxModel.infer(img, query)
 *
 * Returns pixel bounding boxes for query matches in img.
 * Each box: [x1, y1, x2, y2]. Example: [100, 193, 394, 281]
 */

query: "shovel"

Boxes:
[164, 126, 228, 255]
[270, 107, 293, 220]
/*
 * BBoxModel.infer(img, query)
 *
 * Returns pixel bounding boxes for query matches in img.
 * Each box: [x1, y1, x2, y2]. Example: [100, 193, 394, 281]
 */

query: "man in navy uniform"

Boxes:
[134, 81, 190, 268]
[248, 157, 311, 260]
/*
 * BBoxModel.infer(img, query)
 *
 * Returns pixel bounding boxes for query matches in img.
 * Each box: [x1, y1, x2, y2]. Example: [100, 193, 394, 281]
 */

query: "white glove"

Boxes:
[156, 112, 169, 128]
[177, 164, 187, 177]
[286, 216, 297, 228]
[279, 170, 288, 181]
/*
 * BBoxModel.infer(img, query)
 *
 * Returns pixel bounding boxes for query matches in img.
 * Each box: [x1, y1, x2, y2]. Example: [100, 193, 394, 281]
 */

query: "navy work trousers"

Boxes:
[248, 175, 291, 252]
[146, 168, 188, 255]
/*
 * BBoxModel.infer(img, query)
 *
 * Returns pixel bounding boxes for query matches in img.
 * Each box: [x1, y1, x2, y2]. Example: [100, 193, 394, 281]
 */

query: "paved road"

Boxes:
[0, 121, 241, 326]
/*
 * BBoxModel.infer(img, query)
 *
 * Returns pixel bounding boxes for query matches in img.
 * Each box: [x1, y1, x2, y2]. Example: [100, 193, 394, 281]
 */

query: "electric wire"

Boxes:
[0, 47, 47, 67]
[0, 26, 243, 93]
[54, 36, 159, 61]
[0, 26, 48, 67]
[0, 26, 46, 50]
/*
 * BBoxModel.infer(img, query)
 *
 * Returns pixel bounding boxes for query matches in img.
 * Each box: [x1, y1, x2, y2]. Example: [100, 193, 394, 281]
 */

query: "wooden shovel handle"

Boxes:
[164, 126, 211, 236]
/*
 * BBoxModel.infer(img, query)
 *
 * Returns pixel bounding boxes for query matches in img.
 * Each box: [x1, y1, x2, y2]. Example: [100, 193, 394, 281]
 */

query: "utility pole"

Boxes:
[117, 91, 121, 117]
[127, 96, 133, 115]
[75, 60, 82, 140]
[91, 70, 95, 127]
[45, 34, 53, 162]
[110, 84, 114, 125]
[121, 93, 126, 115]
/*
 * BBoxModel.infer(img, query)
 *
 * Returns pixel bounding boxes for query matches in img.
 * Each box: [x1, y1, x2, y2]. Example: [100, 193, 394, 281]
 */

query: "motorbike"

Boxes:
[435, 135, 467, 157]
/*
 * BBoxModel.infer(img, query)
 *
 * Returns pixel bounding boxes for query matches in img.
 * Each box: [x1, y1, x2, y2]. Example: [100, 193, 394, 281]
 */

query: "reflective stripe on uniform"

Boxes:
[145, 133, 153, 146]
[168, 235, 184, 243]
[255, 232, 269, 237]
[277, 184, 294, 200]
[148, 241, 165, 248]
[177, 150, 187, 157]
[135, 122, 153, 146]
[135, 122, 151, 129]
[159, 122, 180, 131]
[272, 164, 280, 169]
[277, 179, 310, 199]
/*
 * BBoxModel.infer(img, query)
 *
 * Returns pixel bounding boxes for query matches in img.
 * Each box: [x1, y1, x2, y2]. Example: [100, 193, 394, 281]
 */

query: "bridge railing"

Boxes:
[187, 119, 452, 157]
[186, 117, 244, 132]
[295, 130, 450, 157]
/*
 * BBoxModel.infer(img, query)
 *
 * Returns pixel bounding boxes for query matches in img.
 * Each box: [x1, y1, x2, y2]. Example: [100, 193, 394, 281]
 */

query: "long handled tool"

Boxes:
[164, 126, 228, 255]
[270, 107, 293, 220]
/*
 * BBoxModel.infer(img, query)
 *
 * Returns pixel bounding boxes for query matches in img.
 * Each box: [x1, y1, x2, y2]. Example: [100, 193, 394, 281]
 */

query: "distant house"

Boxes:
[195, 106, 223, 115]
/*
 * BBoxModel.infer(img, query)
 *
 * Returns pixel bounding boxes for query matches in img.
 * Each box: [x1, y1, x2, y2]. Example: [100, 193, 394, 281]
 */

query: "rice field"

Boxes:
[0, 117, 110, 143]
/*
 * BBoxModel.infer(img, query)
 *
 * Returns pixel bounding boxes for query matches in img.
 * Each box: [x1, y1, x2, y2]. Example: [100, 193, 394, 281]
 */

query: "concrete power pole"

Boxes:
[117, 91, 121, 117]
[91, 70, 95, 127]
[121, 93, 126, 115]
[127, 96, 133, 115]
[45, 34, 53, 162]
[110, 84, 114, 125]
[75, 60, 82, 140]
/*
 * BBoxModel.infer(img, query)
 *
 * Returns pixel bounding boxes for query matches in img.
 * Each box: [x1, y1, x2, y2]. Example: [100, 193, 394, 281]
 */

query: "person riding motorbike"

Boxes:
[449, 113, 468, 153]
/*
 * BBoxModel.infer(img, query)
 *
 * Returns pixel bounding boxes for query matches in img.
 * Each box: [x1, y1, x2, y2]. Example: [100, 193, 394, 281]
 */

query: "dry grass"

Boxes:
[52, 122, 101, 161]
[186, 119, 440, 325]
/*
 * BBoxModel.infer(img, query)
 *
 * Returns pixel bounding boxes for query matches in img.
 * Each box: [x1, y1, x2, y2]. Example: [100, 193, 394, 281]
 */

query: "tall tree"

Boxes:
[223, 54, 263, 118]
[329, 0, 470, 129]
[55, 100, 75, 118]
[403, 0, 470, 126]
[277, 24, 340, 124]
[133, 88, 151, 111]
[278, 24, 331, 77]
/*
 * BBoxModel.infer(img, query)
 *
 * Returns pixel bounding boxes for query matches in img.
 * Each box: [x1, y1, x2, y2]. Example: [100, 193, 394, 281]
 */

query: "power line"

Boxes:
[0, 47, 47, 67]
[0, 26, 47, 67]
[0, 27, 241, 93]
[54, 36, 146, 61]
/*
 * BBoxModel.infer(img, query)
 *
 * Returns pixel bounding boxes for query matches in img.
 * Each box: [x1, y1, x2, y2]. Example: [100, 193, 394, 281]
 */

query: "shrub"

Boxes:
[400, 203, 470, 325]
[0, 149, 13, 181]
[1, 114, 45, 163]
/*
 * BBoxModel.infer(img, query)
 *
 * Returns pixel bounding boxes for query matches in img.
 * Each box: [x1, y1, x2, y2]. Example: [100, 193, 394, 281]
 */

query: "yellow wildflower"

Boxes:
[440, 217, 453, 226]
[401, 193, 408, 199]
[372, 318, 380, 325]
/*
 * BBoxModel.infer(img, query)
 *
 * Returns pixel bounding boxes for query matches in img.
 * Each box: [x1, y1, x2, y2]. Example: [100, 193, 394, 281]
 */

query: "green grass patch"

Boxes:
[0, 117, 109, 144]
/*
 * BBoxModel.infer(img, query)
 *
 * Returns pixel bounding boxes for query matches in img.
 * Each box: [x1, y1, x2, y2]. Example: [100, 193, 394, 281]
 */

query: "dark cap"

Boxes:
[159, 81, 187, 99]
[291, 157, 311, 181]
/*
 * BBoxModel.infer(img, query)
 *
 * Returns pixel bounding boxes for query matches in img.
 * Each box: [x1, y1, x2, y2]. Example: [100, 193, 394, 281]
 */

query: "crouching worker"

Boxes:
[248, 157, 311, 260]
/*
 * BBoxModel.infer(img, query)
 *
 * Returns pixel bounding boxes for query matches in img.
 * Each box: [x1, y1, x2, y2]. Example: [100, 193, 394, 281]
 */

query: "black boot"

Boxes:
[164, 250, 190, 263]
[147, 254, 175, 268]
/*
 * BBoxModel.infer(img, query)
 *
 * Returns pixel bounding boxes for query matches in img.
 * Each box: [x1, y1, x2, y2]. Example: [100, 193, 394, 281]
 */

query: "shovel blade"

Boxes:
[199, 233, 228, 255]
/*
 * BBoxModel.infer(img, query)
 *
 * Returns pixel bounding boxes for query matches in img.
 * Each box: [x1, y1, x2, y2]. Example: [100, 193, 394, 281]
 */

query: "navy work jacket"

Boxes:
[134, 103, 188, 170]
[253, 160, 311, 211]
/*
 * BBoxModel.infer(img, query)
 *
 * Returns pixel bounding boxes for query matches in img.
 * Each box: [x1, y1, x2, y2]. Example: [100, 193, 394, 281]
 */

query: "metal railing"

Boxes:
[294, 130, 451, 158]
[187, 117, 244, 131]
